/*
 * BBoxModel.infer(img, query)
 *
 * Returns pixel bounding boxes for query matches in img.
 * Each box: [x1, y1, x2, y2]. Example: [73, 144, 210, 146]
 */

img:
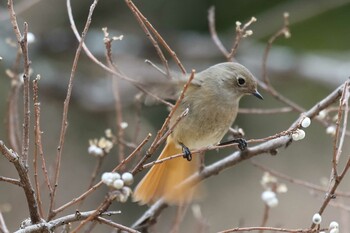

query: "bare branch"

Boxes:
[49, 0, 99, 220]
[125, 0, 187, 74]
[0, 141, 41, 224]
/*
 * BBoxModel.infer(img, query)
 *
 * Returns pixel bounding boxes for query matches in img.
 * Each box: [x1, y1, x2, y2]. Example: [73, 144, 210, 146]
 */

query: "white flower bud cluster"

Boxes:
[311, 214, 339, 233]
[101, 172, 134, 203]
[260, 172, 287, 208]
[292, 117, 311, 141]
[88, 129, 114, 157]
[261, 190, 278, 207]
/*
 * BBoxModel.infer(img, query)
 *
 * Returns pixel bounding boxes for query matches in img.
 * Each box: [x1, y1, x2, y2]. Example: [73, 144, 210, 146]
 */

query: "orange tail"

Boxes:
[133, 137, 199, 205]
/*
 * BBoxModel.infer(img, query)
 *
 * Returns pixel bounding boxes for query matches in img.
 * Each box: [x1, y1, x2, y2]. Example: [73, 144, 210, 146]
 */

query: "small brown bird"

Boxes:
[133, 62, 263, 205]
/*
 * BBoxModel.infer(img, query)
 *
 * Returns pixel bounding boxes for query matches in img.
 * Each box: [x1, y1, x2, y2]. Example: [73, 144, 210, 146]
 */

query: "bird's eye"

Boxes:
[237, 76, 246, 86]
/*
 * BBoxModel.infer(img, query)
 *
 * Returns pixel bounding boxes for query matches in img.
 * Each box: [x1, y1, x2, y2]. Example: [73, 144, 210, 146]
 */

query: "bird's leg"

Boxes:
[180, 143, 192, 161]
[218, 138, 247, 151]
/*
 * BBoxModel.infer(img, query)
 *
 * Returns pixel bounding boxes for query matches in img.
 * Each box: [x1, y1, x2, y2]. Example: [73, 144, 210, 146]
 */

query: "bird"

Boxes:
[133, 62, 263, 205]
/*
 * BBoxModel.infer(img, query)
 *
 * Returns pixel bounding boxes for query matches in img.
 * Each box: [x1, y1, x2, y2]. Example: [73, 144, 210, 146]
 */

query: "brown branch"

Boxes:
[0, 176, 22, 187]
[208, 6, 230, 58]
[97, 217, 140, 233]
[218, 226, 325, 233]
[15, 210, 121, 233]
[228, 17, 256, 60]
[261, 13, 304, 113]
[32, 76, 46, 218]
[6, 73, 21, 154]
[311, 81, 350, 228]
[125, 0, 186, 74]
[0, 141, 41, 224]
[20, 23, 30, 167]
[208, 6, 256, 61]
[332, 80, 350, 178]
[259, 204, 270, 233]
[48, 0, 99, 220]
[103, 28, 126, 163]
[124, 0, 170, 76]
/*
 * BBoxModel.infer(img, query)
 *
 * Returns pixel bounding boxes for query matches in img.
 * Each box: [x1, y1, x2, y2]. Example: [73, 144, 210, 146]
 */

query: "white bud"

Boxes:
[120, 122, 128, 129]
[121, 186, 132, 197]
[27, 32, 36, 44]
[88, 144, 104, 157]
[330, 229, 339, 233]
[101, 172, 114, 186]
[261, 190, 276, 202]
[112, 179, 124, 189]
[301, 117, 311, 128]
[318, 110, 327, 119]
[298, 129, 306, 140]
[329, 221, 339, 230]
[326, 126, 336, 136]
[118, 193, 128, 203]
[121, 172, 134, 185]
[312, 213, 322, 224]
[292, 129, 306, 141]
[266, 197, 278, 207]
[109, 172, 121, 181]
[235, 21, 242, 27]
[276, 184, 288, 193]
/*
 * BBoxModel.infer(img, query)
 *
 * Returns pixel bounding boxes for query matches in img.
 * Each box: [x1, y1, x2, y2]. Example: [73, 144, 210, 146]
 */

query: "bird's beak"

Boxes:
[252, 90, 263, 100]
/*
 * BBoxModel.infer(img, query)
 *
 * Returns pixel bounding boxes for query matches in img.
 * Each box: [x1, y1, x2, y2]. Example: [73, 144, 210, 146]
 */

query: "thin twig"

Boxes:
[20, 22, 30, 167]
[97, 217, 140, 233]
[0, 176, 22, 187]
[228, 16, 256, 60]
[49, 0, 99, 220]
[332, 80, 350, 178]
[124, 0, 170, 76]
[125, 0, 186, 74]
[103, 27, 126, 163]
[258, 204, 270, 233]
[218, 226, 325, 233]
[33, 76, 45, 218]
[208, 6, 230, 58]
[261, 13, 304, 113]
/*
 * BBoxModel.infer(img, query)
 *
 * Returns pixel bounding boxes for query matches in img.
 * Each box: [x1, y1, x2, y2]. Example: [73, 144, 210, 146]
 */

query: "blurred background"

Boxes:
[1, 0, 350, 232]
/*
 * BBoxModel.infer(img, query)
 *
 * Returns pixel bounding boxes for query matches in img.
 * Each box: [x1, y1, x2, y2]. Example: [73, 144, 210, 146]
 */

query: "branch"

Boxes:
[0, 141, 41, 224]
[15, 210, 121, 233]
[125, 0, 186, 74]
[48, 0, 99, 220]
